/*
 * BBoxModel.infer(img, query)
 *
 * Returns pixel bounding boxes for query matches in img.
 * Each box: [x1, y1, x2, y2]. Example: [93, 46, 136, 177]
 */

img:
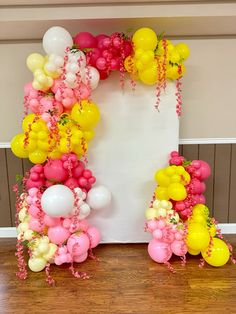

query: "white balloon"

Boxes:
[79, 203, 91, 219]
[41, 185, 74, 217]
[43, 26, 73, 57]
[83, 66, 100, 90]
[87, 185, 111, 210]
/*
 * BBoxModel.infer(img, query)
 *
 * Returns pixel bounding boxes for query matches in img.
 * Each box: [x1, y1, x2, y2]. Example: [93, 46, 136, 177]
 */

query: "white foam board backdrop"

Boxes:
[87, 73, 179, 243]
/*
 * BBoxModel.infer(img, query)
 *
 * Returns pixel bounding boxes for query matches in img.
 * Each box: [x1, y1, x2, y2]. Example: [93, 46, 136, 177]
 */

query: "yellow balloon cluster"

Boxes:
[186, 204, 230, 267]
[125, 28, 158, 85]
[11, 101, 100, 164]
[11, 114, 50, 164]
[155, 165, 190, 201]
[26, 53, 58, 91]
[156, 40, 189, 80]
[124, 28, 190, 84]
[145, 199, 179, 223]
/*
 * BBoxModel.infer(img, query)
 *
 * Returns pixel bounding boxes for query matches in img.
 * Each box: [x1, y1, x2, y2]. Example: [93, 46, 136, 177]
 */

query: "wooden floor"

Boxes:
[0, 237, 236, 314]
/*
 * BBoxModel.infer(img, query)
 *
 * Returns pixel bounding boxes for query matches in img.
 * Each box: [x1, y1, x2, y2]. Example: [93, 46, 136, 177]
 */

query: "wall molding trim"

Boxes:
[1, 138, 236, 149]
[0, 224, 236, 239]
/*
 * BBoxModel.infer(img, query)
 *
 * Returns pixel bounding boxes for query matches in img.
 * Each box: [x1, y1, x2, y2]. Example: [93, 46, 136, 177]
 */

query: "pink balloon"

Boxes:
[171, 240, 187, 256]
[153, 229, 163, 240]
[44, 159, 68, 182]
[72, 163, 85, 178]
[29, 217, 45, 232]
[48, 225, 71, 245]
[44, 215, 61, 227]
[73, 252, 88, 263]
[74, 32, 97, 49]
[67, 233, 90, 256]
[146, 220, 158, 231]
[77, 219, 89, 232]
[86, 227, 101, 248]
[199, 160, 211, 180]
[28, 205, 40, 217]
[64, 177, 79, 190]
[148, 239, 172, 263]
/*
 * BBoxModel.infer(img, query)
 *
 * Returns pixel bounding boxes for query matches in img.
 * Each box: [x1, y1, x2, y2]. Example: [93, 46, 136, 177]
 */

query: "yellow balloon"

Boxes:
[139, 62, 158, 85]
[187, 223, 210, 251]
[84, 130, 94, 141]
[22, 114, 36, 132]
[124, 56, 137, 74]
[28, 257, 47, 272]
[71, 101, 100, 131]
[25, 138, 37, 152]
[29, 150, 47, 164]
[154, 169, 170, 187]
[10, 134, 29, 158]
[132, 27, 158, 51]
[59, 138, 71, 153]
[188, 248, 201, 256]
[26, 53, 45, 72]
[37, 140, 50, 152]
[48, 150, 62, 160]
[175, 43, 190, 61]
[192, 204, 209, 218]
[201, 238, 230, 267]
[155, 186, 169, 201]
[167, 183, 186, 201]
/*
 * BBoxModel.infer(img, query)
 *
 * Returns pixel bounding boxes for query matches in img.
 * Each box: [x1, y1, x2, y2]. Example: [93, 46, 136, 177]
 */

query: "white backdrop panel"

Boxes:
[88, 73, 179, 243]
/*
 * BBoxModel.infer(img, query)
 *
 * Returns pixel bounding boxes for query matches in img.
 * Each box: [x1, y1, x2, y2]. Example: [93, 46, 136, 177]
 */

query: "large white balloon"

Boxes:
[41, 185, 74, 217]
[87, 185, 111, 210]
[43, 26, 73, 57]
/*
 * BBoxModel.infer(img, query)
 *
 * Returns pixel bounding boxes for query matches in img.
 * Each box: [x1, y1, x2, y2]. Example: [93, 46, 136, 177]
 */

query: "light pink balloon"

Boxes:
[148, 239, 172, 263]
[28, 205, 40, 218]
[29, 217, 45, 232]
[86, 227, 101, 248]
[171, 240, 187, 256]
[73, 252, 88, 263]
[67, 233, 90, 256]
[43, 215, 61, 227]
[48, 225, 71, 245]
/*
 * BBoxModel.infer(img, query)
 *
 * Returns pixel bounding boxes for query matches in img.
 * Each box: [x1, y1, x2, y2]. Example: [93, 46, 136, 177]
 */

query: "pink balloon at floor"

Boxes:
[48, 225, 71, 245]
[44, 159, 68, 182]
[67, 233, 90, 256]
[86, 227, 101, 248]
[148, 239, 172, 263]
[171, 240, 187, 256]
[73, 252, 88, 263]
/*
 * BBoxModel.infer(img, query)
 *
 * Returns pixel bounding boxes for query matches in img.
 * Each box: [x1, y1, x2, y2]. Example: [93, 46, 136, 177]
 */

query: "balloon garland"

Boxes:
[145, 151, 235, 270]
[11, 26, 190, 284]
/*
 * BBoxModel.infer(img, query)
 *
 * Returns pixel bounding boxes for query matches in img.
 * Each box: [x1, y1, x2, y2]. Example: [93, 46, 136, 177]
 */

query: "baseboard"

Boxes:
[0, 224, 236, 240]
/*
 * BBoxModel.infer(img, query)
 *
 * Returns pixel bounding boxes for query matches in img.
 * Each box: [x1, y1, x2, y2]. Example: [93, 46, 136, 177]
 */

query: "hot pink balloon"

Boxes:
[48, 225, 71, 245]
[74, 32, 97, 49]
[86, 227, 101, 248]
[148, 239, 172, 263]
[44, 159, 68, 182]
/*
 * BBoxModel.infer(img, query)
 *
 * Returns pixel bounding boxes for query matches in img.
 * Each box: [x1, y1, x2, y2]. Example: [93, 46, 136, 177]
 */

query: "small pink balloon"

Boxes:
[64, 177, 79, 190]
[171, 240, 187, 256]
[77, 219, 89, 232]
[67, 233, 90, 256]
[73, 252, 88, 263]
[28, 188, 39, 197]
[28, 205, 40, 217]
[48, 225, 71, 245]
[153, 229, 163, 240]
[44, 159, 68, 182]
[147, 220, 158, 231]
[44, 215, 61, 227]
[148, 239, 172, 263]
[86, 227, 101, 248]
[62, 218, 72, 229]
[29, 217, 45, 232]
[72, 164, 85, 178]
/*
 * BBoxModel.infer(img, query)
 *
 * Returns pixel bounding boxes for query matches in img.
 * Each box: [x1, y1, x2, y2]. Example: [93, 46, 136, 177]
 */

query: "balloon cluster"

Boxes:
[17, 180, 111, 272]
[145, 200, 187, 263]
[169, 151, 211, 219]
[12, 26, 113, 282]
[74, 31, 132, 80]
[145, 152, 232, 269]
